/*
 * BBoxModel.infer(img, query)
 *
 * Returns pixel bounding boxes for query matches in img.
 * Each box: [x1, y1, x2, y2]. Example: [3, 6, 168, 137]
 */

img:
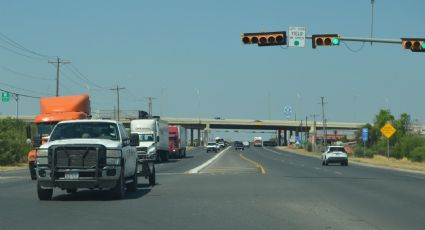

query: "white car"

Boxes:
[322, 146, 348, 166]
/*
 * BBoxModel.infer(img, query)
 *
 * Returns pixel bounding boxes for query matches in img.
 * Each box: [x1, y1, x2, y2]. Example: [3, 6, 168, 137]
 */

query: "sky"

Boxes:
[0, 0, 424, 140]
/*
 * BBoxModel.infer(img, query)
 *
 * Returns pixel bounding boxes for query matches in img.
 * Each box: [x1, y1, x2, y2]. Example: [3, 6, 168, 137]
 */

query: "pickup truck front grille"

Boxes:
[52, 145, 106, 169]
[136, 147, 148, 153]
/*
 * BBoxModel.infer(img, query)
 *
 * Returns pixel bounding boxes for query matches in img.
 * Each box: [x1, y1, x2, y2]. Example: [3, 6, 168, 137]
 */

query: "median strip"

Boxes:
[239, 154, 266, 175]
[186, 147, 231, 174]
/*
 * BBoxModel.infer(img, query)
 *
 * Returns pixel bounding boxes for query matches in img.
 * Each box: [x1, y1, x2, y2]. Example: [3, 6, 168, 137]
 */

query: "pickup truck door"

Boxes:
[119, 124, 136, 177]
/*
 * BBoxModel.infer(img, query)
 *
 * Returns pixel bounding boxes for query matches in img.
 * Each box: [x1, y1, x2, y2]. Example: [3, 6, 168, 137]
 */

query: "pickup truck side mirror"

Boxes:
[130, 134, 140, 147]
[33, 137, 42, 148]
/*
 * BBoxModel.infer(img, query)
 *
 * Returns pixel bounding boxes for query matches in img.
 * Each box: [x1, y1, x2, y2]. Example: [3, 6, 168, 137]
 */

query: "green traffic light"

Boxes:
[422, 42, 425, 49]
[332, 37, 339, 45]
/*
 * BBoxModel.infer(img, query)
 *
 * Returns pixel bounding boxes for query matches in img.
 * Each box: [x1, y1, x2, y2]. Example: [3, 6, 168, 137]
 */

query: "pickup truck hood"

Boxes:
[40, 139, 122, 149]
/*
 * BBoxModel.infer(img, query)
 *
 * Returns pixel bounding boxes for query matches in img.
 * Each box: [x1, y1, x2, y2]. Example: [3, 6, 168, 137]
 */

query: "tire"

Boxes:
[149, 164, 156, 186]
[126, 165, 138, 192]
[322, 160, 325, 166]
[66, 188, 77, 194]
[183, 149, 186, 158]
[345, 161, 348, 166]
[110, 167, 125, 200]
[161, 151, 169, 162]
[37, 181, 53, 201]
[29, 162, 37, 180]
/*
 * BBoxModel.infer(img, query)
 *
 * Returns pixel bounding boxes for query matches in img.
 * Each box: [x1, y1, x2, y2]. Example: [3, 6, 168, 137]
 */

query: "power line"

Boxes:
[0, 81, 47, 96]
[0, 44, 46, 61]
[0, 65, 54, 81]
[0, 32, 54, 59]
[67, 64, 107, 90]
[0, 87, 40, 99]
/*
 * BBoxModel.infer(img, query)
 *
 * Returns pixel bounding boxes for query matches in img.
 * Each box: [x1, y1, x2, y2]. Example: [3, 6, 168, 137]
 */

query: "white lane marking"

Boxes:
[334, 171, 342, 175]
[186, 147, 231, 174]
[262, 147, 292, 157]
[314, 167, 321, 170]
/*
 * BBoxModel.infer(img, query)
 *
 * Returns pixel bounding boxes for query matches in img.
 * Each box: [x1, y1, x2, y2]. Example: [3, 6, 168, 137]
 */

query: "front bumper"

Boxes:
[37, 166, 122, 189]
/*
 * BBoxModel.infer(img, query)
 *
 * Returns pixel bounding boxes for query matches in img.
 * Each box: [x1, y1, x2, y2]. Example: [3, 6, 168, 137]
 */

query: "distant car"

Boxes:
[218, 141, 225, 149]
[322, 146, 348, 166]
[207, 142, 218, 153]
[234, 141, 244, 151]
[242, 141, 250, 148]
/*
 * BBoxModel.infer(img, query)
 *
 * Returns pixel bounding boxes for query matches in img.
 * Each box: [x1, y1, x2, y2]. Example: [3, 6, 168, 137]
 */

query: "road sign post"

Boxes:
[380, 123, 396, 159]
[361, 128, 368, 157]
[288, 27, 306, 47]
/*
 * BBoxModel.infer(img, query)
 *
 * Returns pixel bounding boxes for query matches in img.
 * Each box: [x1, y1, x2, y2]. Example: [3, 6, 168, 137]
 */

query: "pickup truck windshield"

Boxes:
[139, 134, 154, 142]
[50, 122, 119, 141]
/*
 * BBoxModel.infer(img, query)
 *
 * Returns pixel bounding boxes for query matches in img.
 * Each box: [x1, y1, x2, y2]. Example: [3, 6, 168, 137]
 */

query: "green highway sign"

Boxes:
[1, 91, 10, 102]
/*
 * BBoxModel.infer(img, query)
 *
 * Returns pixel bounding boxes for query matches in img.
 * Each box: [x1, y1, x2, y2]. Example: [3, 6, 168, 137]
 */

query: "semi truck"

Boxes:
[27, 94, 91, 180]
[168, 125, 187, 159]
[253, 136, 263, 147]
[130, 118, 169, 162]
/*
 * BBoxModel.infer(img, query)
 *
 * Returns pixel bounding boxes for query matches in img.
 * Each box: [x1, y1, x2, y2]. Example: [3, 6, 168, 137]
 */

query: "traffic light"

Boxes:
[401, 38, 425, 52]
[312, 34, 340, 49]
[241, 31, 287, 46]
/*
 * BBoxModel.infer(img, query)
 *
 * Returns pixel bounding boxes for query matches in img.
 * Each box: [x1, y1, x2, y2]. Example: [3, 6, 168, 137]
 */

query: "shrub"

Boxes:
[409, 147, 425, 162]
[0, 118, 31, 165]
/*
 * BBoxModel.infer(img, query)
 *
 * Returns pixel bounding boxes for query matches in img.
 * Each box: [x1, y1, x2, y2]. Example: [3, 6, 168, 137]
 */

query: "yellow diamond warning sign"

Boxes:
[380, 123, 396, 139]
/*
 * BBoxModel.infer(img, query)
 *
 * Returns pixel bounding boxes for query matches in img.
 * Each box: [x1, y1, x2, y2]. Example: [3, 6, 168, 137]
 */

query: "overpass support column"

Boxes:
[283, 130, 288, 146]
[197, 129, 201, 147]
[203, 124, 210, 146]
[190, 129, 194, 146]
[289, 130, 293, 145]
[278, 129, 282, 146]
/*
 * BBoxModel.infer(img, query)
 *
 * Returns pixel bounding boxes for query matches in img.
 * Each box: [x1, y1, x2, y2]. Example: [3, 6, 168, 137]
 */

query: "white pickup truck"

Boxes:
[35, 120, 139, 200]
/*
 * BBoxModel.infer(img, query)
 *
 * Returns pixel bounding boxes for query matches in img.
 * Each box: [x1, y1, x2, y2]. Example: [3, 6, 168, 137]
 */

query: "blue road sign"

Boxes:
[295, 136, 301, 143]
[362, 128, 368, 142]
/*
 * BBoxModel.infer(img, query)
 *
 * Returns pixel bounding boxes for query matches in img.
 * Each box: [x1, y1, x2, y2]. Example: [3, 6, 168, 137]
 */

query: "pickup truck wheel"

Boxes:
[183, 149, 186, 158]
[149, 164, 156, 186]
[127, 165, 138, 192]
[111, 168, 125, 200]
[37, 181, 53, 201]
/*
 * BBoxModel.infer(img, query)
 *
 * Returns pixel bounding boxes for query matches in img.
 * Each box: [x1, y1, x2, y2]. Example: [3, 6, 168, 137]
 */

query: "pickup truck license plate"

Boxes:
[65, 172, 79, 180]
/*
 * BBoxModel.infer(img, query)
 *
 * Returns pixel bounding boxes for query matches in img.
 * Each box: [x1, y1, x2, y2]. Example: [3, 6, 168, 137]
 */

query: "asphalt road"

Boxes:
[1, 146, 425, 230]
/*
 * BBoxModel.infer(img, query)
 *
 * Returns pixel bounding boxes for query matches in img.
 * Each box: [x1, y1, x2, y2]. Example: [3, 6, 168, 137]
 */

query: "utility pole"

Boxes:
[370, 0, 375, 46]
[305, 116, 308, 150]
[109, 86, 125, 121]
[320, 97, 328, 148]
[48, 57, 70, 96]
[145, 97, 157, 118]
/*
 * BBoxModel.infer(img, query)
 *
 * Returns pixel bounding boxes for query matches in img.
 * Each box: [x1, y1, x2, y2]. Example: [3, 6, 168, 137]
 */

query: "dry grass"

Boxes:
[0, 163, 27, 171]
[276, 146, 425, 173]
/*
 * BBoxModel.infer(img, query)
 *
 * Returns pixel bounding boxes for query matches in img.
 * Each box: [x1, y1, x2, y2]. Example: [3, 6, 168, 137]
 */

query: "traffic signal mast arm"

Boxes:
[242, 31, 425, 52]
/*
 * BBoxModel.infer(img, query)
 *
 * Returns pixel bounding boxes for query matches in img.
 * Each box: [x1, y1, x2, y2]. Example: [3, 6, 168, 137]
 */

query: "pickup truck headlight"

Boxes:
[37, 149, 48, 157]
[147, 146, 156, 155]
[36, 157, 48, 165]
[106, 149, 122, 158]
